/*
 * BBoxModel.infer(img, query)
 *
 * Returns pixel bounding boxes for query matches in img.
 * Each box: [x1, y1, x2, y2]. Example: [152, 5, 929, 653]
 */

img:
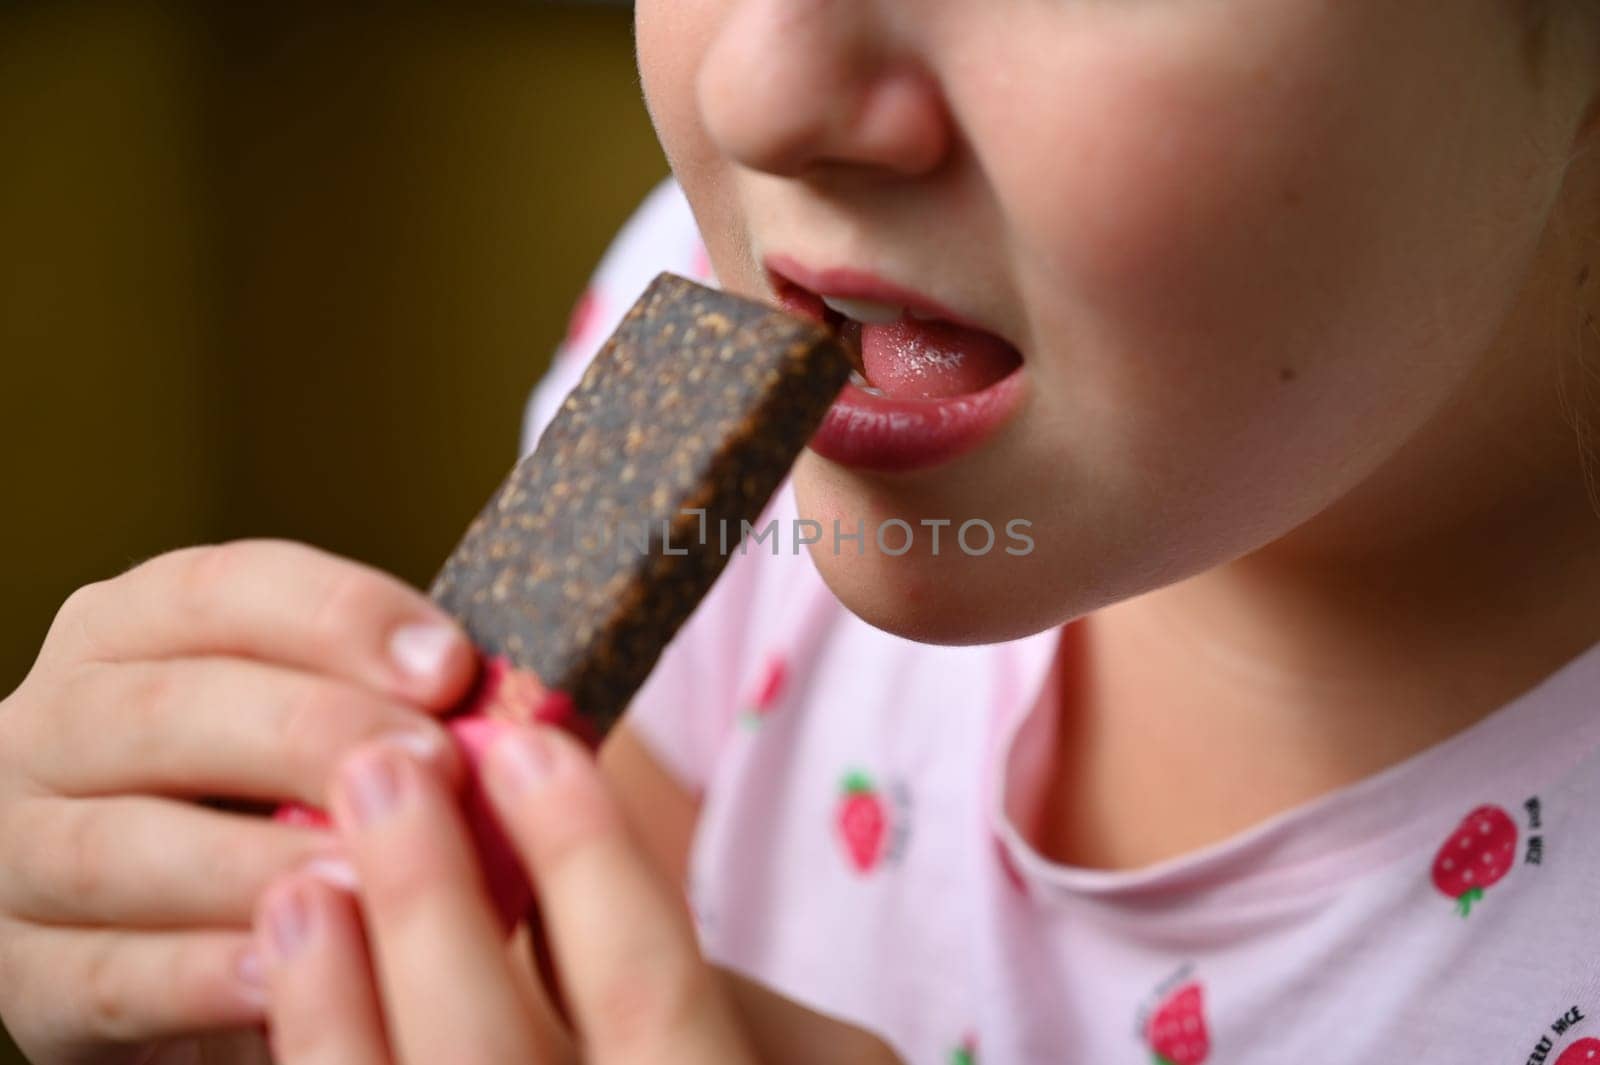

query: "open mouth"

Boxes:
[770, 275, 1024, 401]
[767, 264, 1029, 473]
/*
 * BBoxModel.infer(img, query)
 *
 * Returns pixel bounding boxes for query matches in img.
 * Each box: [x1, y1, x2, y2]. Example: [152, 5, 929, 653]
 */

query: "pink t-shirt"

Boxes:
[524, 178, 1600, 1065]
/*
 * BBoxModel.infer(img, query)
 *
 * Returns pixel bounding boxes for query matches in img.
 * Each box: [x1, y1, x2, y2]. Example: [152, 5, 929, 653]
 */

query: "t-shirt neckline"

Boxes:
[990, 622, 1600, 916]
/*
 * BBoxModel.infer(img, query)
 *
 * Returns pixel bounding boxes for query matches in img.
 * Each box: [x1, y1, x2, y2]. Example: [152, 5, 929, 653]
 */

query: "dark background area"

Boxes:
[0, 1, 663, 1058]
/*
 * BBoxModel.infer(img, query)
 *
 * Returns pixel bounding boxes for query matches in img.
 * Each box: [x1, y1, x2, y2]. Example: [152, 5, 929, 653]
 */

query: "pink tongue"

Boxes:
[861, 319, 1021, 399]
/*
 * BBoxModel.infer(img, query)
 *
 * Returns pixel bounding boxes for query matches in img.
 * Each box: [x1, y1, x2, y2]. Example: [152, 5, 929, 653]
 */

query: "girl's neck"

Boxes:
[1034, 520, 1600, 872]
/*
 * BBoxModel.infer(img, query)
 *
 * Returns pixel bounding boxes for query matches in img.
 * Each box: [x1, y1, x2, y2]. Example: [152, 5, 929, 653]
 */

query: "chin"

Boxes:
[805, 546, 1047, 645]
[794, 457, 1075, 646]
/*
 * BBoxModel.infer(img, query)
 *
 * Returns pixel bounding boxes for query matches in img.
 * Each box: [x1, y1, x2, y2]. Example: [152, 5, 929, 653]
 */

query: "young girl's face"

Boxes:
[636, 0, 1597, 644]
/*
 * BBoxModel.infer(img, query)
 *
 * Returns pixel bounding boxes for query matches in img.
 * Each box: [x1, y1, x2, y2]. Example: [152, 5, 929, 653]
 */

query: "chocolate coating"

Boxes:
[429, 272, 851, 736]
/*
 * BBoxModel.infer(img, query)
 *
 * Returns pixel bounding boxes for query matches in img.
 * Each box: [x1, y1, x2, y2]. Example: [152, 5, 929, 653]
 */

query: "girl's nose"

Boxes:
[696, 0, 952, 179]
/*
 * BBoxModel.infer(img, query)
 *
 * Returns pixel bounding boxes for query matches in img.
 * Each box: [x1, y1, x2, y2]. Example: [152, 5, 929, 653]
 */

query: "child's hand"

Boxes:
[0, 540, 476, 1065]
[253, 722, 758, 1065]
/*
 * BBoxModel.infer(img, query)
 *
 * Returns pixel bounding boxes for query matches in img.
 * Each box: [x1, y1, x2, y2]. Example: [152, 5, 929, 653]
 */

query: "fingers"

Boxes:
[505, 920, 580, 1061]
[328, 744, 560, 1065]
[480, 724, 753, 1065]
[254, 875, 390, 1065]
[1, 920, 264, 1050]
[29, 658, 458, 804]
[57, 540, 475, 708]
[0, 794, 350, 927]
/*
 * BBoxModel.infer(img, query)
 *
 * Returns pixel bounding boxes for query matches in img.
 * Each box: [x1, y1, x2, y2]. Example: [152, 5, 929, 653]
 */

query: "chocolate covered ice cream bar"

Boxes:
[429, 272, 852, 738]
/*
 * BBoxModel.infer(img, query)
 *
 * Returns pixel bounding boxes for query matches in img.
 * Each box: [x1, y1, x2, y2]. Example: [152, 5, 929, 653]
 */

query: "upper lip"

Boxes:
[764, 253, 1006, 341]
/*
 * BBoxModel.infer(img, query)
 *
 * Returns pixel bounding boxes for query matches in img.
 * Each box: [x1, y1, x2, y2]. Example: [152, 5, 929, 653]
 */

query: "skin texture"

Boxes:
[637, 0, 1600, 867]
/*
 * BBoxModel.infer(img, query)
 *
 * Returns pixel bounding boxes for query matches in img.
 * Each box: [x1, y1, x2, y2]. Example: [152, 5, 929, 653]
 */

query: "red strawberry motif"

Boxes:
[949, 1033, 978, 1065]
[753, 655, 787, 709]
[740, 655, 789, 728]
[1146, 982, 1210, 1065]
[1559, 1038, 1600, 1064]
[837, 770, 889, 873]
[1431, 805, 1518, 917]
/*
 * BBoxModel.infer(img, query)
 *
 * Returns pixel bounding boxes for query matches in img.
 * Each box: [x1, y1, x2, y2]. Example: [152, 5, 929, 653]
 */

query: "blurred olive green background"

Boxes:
[0, 1, 661, 1058]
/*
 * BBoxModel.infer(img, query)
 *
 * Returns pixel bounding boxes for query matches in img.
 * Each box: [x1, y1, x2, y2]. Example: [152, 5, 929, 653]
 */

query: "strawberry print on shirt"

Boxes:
[1146, 982, 1211, 1065]
[947, 1033, 978, 1065]
[738, 654, 789, 730]
[1431, 804, 1518, 917]
[838, 770, 890, 873]
[835, 770, 912, 874]
[1559, 1037, 1600, 1064]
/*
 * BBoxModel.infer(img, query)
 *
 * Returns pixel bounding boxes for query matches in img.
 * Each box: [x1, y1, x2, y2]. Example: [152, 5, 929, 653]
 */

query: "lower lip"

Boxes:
[775, 286, 1027, 473]
[808, 371, 1027, 473]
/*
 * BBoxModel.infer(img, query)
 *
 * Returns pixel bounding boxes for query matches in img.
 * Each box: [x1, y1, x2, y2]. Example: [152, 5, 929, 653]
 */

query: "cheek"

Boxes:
[635, 1, 708, 175]
[989, 22, 1347, 376]
[972, 5, 1551, 510]
[977, 41, 1364, 527]
[636, 0, 767, 300]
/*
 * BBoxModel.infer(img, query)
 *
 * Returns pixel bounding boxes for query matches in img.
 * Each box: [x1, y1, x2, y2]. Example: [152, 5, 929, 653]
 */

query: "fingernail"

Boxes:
[382, 727, 448, 766]
[301, 855, 360, 891]
[490, 726, 557, 792]
[389, 621, 459, 681]
[235, 947, 267, 1004]
[338, 748, 405, 828]
[263, 883, 314, 963]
